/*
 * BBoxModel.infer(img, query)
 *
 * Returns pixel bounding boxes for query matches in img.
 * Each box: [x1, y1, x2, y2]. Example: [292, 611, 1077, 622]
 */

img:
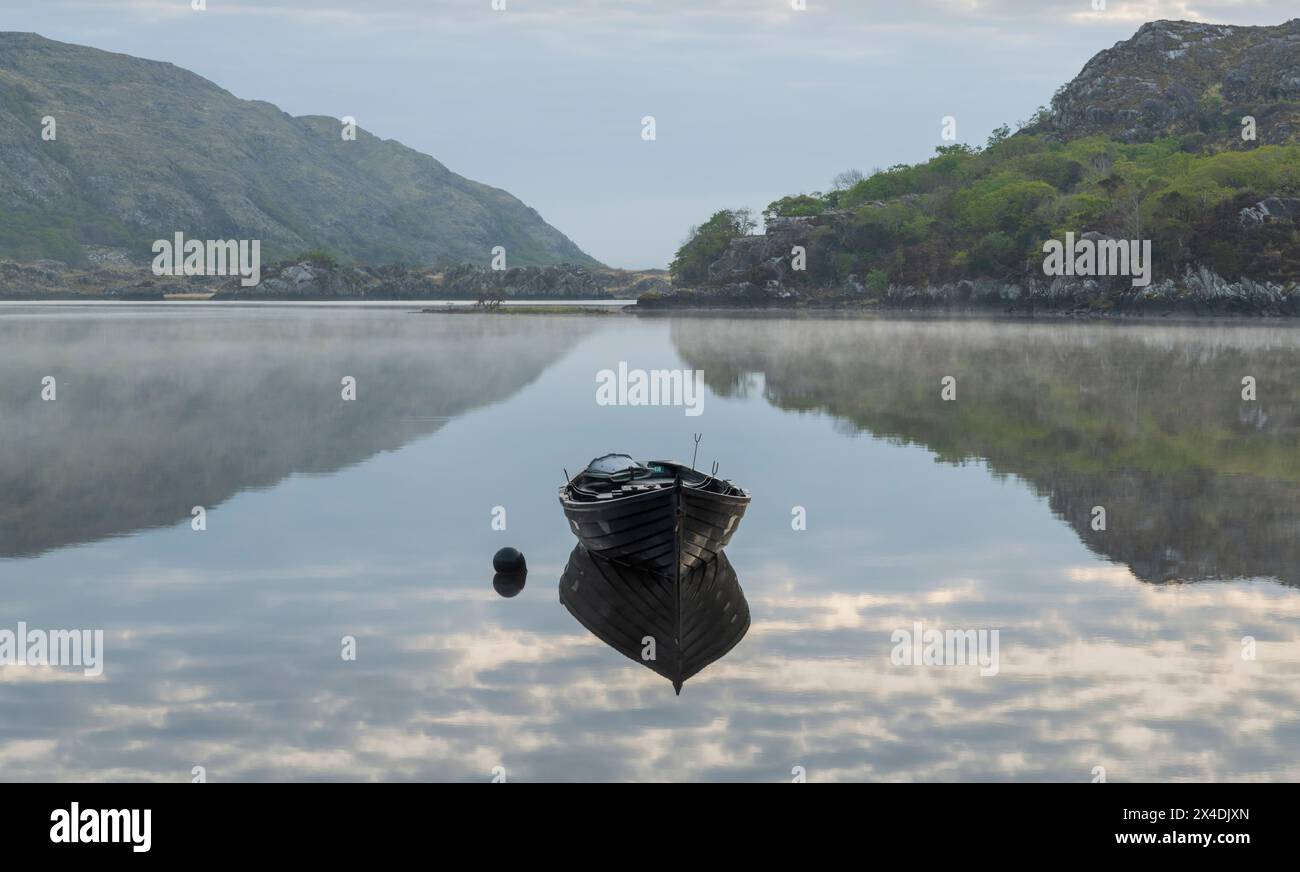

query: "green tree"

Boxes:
[670, 209, 756, 285]
[762, 195, 826, 224]
[866, 268, 890, 298]
[986, 124, 1012, 150]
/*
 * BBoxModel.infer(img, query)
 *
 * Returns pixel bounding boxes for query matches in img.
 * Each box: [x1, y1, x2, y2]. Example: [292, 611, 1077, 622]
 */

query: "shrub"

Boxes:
[670, 209, 756, 285]
[763, 194, 827, 223]
[866, 268, 890, 298]
[298, 249, 339, 269]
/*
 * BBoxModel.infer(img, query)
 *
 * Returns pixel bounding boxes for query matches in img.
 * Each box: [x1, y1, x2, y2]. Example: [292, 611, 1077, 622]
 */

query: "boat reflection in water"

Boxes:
[558, 544, 750, 695]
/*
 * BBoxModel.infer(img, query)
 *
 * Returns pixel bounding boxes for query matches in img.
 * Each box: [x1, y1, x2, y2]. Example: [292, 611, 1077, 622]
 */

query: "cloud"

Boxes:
[36, 0, 1300, 37]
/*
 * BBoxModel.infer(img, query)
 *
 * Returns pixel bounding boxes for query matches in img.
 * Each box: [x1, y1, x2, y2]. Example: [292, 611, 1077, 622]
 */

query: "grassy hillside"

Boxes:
[0, 32, 599, 268]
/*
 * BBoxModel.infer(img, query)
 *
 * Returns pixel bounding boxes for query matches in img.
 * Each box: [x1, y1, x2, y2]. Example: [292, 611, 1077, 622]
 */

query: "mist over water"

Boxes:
[2, 308, 1298, 781]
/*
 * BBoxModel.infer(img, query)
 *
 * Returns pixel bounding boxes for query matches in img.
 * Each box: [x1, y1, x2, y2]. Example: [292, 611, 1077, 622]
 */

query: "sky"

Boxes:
[2, 0, 1296, 268]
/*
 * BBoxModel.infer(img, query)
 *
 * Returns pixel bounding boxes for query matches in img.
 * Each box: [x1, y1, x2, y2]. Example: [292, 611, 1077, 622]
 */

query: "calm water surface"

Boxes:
[2, 307, 1298, 781]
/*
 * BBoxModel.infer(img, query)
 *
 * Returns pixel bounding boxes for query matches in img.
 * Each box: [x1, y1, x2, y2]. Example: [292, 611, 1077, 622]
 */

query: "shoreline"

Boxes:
[6, 297, 1300, 327]
[632, 301, 1300, 320]
[0, 297, 634, 308]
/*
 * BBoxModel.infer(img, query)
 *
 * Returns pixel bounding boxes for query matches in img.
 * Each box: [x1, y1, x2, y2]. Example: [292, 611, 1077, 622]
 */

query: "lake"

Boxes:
[2, 305, 1298, 782]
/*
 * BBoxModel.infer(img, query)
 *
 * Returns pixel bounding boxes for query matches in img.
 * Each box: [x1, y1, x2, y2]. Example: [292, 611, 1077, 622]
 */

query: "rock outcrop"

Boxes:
[880, 268, 1298, 315]
[644, 204, 1300, 314]
[1032, 19, 1300, 144]
[0, 258, 667, 300]
[1239, 196, 1300, 226]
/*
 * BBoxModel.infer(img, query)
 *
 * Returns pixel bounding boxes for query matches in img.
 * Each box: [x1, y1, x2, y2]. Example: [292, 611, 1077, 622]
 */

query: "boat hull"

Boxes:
[560, 481, 748, 576]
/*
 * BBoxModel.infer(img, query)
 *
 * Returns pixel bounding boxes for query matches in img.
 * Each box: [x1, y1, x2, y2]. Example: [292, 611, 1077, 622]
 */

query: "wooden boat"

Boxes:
[558, 544, 749, 694]
[163, 292, 217, 301]
[559, 454, 750, 577]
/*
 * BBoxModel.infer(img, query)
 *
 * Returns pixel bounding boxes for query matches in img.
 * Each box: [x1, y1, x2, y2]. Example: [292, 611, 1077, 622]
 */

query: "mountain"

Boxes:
[0, 32, 598, 268]
[1034, 19, 1300, 145]
[659, 19, 1300, 313]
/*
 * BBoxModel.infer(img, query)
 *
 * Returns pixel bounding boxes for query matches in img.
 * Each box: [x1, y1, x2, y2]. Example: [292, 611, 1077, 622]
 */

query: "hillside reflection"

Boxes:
[0, 310, 589, 558]
[673, 317, 1300, 587]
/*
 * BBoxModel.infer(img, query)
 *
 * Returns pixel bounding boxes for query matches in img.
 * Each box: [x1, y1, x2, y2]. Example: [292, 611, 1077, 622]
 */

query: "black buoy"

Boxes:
[492, 547, 527, 598]
[493, 547, 527, 574]
[493, 572, 527, 598]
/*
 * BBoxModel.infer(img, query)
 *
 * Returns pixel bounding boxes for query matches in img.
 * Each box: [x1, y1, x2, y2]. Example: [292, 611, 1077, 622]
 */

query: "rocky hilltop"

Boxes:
[1033, 19, 1300, 145]
[0, 32, 597, 268]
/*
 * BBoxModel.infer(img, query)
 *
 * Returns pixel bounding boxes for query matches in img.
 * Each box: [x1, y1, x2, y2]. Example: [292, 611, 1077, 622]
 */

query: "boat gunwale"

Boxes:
[559, 459, 751, 508]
